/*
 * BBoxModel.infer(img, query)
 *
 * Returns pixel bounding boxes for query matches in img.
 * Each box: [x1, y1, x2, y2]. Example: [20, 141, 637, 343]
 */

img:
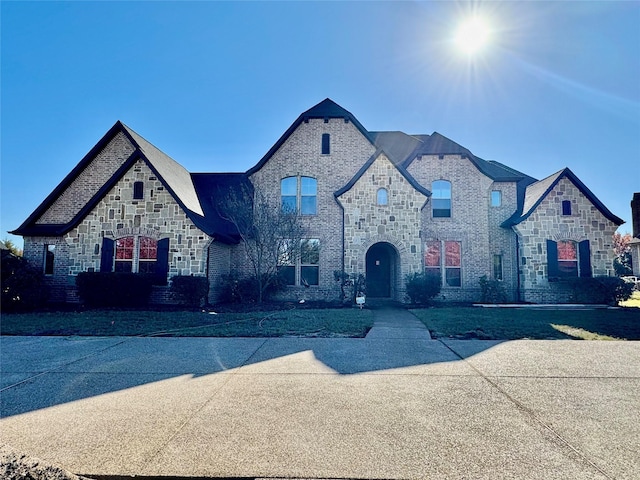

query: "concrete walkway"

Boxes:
[366, 305, 432, 340]
[1, 318, 639, 479]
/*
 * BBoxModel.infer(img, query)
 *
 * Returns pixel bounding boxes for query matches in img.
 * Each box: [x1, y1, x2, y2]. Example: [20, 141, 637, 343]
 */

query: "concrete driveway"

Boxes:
[1, 330, 639, 479]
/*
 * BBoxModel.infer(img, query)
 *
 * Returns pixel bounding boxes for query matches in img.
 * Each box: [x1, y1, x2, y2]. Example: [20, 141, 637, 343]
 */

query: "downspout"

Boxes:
[515, 231, 521, 303]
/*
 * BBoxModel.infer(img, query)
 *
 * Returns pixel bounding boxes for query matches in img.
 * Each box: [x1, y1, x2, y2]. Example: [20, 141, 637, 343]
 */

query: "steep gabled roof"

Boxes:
[122, 124, 204, 216]
[334, 148, 431, 199]
[246, 98, 373, 175]
[10, 122, 238, 240]
[502, 168, 624, 227]
[369, 131, 423, 166]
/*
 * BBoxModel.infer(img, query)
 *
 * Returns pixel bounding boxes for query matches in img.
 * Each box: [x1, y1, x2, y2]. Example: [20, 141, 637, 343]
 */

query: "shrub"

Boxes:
[170, 275, 209, 307]
[566, 276, 634, 306]
[1, 254, 49, 312]
[217, 272, 286, 304]
[479, 275, 507, 304]
[405, 272, 441, 305]
[76, 272, 154, 308]
[333, 271, 366, 305]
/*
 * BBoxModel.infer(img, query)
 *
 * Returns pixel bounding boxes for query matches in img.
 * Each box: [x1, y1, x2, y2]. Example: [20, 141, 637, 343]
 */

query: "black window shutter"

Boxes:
[100, 238, 114, 272]
[546, 240, 559, 280]
[578, 240, 592, 277]
[156, 238, 170, 283]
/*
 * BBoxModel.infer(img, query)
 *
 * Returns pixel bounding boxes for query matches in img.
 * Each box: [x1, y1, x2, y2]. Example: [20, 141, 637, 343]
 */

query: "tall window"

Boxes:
[281, 176, 317, 215]
[133, 181, 144, 200]
[432, 180, 451, 217]
[377, 188, 388, 206]
[321, 133, 330, 155]
[562, 200, 572, 216]
[115, 236, 157, 273]
[547, 239, 591, 280]
[44, 244, 55, 275]
[493, 254, 503, 281]
[425, 240, 462, 287]
[491, 190, 502, 207]
[278, 239, 320, 286]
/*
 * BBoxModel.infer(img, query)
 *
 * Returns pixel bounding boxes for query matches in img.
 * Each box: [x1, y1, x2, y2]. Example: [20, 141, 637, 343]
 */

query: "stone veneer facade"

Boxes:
[514, 177, 617, 303]
[336, 153, 427, 301]
[16, 100, 623, 305]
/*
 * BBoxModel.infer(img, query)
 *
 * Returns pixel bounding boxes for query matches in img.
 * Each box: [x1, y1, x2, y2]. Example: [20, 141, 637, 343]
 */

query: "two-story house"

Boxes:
[12, 99, 623, 304]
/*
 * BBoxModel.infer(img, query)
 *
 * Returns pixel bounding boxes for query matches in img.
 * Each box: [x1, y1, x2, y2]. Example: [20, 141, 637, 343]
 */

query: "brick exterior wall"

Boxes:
[336, 153, 427, 301]
[248, 117, 376, 302]
[36, 132, 135, 224]
[514, 177, 618, 303]
[407, 154, 518, 302]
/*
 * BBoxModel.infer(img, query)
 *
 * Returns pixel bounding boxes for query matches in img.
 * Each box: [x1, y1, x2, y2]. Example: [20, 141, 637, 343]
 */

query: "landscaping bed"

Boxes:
[411, 306, 640, 340]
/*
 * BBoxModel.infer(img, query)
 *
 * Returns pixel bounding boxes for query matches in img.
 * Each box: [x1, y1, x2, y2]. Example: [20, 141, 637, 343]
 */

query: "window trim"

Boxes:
[44, 244, 55, 275]
[133, 181, 144, 200]
[562, 200, 572, 216]
[321, 133, 330, 155]
[432, 180, 452, 218]
[114, 236, 158, 274]
[491, 190, 502, 207]
[424, 239, 462, 287]
[377, 188, 388, 206]
[281, 176, 317, 215]
[278, 238, 320, 287]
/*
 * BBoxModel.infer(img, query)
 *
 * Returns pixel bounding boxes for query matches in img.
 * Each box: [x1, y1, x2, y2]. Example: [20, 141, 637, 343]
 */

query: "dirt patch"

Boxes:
[0, 444, 93, 480]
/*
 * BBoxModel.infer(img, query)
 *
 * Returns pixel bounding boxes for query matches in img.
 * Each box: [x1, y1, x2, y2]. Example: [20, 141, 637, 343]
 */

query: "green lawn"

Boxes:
[410, 307, 640, 340]
[0, 308, 374, 338]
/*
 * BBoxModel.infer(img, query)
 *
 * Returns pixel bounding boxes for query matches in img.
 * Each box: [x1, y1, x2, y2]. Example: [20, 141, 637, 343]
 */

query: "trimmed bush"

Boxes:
[1, 254, 49, 312]
[479, 275, 507, 304]
[76, 272, 153, 308]
[217, 273, 286, 304]
[405, 272, 441, 305]
[566, 276, 634, 306]
[170, 275, 209, 307]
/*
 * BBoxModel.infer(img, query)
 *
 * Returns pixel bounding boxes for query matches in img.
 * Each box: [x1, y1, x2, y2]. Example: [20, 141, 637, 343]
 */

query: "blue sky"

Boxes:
[2, 1, 639, 248]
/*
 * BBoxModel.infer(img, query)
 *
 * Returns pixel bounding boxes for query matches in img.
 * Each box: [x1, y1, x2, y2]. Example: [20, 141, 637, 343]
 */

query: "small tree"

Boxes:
[612, 232, 633, 276]
[219, 185, 306, 303]
[1, 254, 49, 312]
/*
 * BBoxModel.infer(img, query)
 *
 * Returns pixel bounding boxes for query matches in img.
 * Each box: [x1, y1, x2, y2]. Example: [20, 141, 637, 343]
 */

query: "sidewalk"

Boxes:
[1, 323, 638, 479]
[365, 305, 432, 340]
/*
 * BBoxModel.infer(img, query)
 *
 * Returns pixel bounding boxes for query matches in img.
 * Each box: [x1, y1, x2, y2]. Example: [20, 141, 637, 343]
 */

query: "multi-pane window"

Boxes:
[491, 190, 502, 207]
[115, 236, 157, 273]
[44, 244, 55, 275]
[425, 240, 462, 287]
[493, 254, 503, 281]
[281, 176, 317, 215]
[278, 239, 320, 286]
[432, 180, 451, 217]
[377, 188, 388, 206]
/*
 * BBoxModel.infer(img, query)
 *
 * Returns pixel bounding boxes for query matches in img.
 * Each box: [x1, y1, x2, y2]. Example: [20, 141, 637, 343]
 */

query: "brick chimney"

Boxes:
[632, 192, 640, 238]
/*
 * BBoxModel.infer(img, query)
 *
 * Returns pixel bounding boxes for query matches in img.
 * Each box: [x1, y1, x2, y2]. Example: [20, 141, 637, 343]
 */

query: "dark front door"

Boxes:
[366, 243, 392, 297]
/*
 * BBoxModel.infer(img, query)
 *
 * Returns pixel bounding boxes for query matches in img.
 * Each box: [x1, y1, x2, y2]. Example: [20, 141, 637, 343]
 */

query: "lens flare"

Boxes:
[455, 17, 491, 55]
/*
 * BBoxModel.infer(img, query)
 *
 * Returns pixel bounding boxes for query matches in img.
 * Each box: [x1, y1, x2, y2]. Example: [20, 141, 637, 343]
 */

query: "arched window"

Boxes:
[432, 180, 451, 217]
[281, 176, 317, 215]
[377, 188, 388, 206]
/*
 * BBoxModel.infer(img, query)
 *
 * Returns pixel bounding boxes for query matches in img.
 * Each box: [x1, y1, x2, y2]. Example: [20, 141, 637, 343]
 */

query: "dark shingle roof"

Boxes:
[190, 173, 251, 243]
[369, 131, 423, 166]
[247, 98, 373, 175]
[502, 168, 624, 227]
[334, 148, 431, 200]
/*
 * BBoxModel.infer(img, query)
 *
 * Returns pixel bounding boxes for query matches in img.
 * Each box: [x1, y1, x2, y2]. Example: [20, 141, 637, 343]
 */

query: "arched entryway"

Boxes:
[366, 242, 399, 298]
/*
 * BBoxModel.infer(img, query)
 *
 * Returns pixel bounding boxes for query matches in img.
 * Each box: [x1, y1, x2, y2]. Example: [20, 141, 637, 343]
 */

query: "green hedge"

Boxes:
[76, 272, 154, 308]
[566, 276, 634, 306]
[1, 254, 49, 312]
[170, 275, 209, 307]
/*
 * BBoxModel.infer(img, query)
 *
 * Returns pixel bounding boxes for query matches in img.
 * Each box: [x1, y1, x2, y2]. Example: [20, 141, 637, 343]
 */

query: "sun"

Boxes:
[454, 17, 491, 55]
